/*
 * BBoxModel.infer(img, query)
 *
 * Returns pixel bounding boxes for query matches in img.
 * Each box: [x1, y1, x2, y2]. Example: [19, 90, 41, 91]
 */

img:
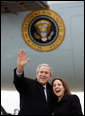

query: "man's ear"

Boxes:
[50, 74, 52, 79]
[36, 72, 38, 77]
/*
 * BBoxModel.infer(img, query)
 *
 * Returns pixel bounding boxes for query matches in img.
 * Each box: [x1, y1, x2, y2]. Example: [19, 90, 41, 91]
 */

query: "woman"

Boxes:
[52, 77, 83, 115]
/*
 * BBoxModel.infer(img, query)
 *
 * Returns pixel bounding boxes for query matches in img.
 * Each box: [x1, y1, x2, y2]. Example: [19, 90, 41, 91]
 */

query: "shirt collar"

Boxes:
[43, 85, 46, 89]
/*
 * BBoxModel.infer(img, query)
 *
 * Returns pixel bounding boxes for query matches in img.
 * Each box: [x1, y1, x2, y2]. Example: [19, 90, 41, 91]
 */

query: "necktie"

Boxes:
[44, 87, 47, 101]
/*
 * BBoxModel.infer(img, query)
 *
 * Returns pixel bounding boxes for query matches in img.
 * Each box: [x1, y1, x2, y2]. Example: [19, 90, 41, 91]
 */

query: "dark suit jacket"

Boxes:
[13, 68, 55, 115]
[52, 94, 83, 115]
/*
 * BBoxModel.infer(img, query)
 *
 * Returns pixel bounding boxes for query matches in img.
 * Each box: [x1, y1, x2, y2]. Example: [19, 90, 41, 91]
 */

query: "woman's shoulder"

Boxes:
[69, 94, 79, 98]
[68, 94, 80, 102]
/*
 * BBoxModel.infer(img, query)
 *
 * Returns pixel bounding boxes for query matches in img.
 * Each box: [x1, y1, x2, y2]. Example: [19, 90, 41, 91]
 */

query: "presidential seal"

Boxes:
[22, 9, 65, 52]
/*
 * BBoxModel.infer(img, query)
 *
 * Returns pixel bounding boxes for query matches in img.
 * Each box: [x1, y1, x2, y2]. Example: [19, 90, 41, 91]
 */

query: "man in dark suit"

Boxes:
[13, 50, 56, 115]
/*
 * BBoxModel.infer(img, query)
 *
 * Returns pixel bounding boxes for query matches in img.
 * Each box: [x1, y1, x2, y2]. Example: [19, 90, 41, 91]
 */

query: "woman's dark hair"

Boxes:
[52, 77, 71, 96]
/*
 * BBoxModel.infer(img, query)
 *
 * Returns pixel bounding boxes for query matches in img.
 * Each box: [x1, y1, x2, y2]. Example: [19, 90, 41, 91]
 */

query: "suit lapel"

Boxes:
[35, 80, 47, 103]
[46, 83, 53, 105]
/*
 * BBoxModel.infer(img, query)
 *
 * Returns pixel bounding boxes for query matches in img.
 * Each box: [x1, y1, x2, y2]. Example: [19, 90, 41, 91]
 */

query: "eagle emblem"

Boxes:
[22, 9, 65, 52]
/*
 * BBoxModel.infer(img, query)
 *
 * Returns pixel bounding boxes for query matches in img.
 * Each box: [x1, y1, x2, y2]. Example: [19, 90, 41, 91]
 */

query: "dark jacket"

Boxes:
[52, 94, 83, 115]
[13, 68, 55, 115]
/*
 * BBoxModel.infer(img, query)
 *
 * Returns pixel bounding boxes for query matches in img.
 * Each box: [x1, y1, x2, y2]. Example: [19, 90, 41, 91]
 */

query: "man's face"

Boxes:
[36, 66, 52, 86]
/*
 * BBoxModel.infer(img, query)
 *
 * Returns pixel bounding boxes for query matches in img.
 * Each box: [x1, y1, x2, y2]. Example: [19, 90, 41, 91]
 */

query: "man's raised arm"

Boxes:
[17, 50, 30, 73]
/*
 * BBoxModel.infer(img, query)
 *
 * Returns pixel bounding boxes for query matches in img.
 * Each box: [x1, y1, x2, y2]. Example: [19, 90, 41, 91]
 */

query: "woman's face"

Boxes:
[53, 79, 65, 99]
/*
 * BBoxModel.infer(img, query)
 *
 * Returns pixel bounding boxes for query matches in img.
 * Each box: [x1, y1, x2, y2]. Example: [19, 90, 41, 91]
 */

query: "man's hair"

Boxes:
[36, 64, 53, 75]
